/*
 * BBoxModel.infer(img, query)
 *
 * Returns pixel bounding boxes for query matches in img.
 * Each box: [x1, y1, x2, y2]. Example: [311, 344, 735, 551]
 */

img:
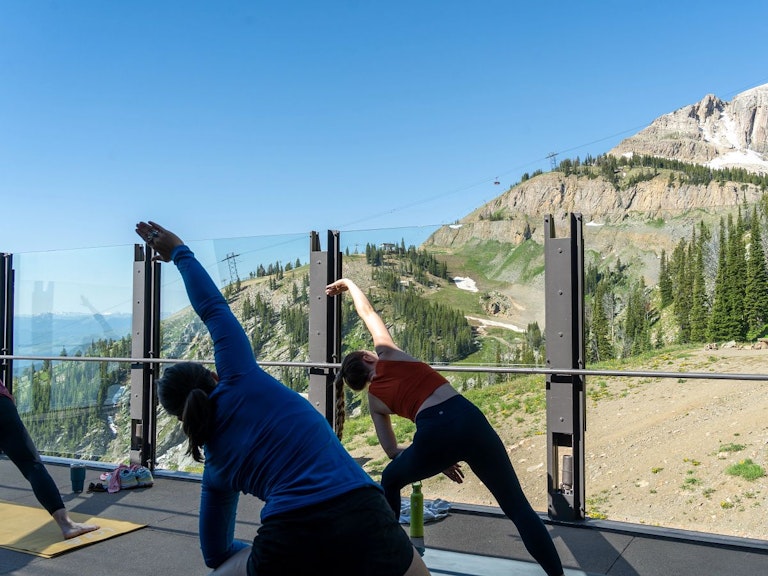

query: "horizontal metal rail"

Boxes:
[3, 354, 768, 381]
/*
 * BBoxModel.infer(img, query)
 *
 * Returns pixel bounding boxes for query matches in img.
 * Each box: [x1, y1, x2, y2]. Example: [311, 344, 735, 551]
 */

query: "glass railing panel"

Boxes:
[10, 358, 132, 463]
[11, 246, 135, 462]
[337, 225, 551, 513]
[584, 357, 768, 541]
[338, 225, 440, 260]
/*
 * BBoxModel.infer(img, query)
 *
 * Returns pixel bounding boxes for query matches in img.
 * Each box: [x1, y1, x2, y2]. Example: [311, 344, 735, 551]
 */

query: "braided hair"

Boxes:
[157, 362, 217, 463]
[333, 375, 345, 441]
[332, 350, 370, 440]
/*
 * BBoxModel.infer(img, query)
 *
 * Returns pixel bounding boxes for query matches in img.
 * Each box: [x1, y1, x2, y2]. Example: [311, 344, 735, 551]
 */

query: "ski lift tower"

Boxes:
[223, 252, 241, 285]
[546, 152, 558, 170]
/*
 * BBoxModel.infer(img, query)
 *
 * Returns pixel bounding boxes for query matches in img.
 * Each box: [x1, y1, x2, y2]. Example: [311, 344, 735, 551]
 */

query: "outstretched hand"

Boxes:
[443, 462, 464, 484]
[135, 221, 184, 262]
[325, 278, 354, 296]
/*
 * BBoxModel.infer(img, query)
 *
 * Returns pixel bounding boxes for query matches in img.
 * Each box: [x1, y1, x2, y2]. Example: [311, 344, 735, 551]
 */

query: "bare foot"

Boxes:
[52, 508, 100, 539]
[62, 521, 100, 540]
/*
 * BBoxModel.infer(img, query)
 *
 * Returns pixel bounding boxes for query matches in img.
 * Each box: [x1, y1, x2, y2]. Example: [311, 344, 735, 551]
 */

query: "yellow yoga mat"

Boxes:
[0, 500, 146, 558]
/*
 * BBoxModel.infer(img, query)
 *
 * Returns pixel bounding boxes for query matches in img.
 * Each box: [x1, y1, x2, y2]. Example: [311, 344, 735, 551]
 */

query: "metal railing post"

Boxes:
[0, 253, 13, 392]
[544, 213, 586, 521]
[130, 244, 161, 468]
[308, 231, 342, 430]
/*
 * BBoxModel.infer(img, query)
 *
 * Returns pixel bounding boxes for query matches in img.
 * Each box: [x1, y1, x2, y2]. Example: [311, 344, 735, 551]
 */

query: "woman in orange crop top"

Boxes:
[327, 278, 565, 576]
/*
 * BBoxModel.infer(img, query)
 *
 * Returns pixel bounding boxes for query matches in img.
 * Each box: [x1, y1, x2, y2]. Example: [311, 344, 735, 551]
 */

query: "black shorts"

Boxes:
[247, 486, 415, 576]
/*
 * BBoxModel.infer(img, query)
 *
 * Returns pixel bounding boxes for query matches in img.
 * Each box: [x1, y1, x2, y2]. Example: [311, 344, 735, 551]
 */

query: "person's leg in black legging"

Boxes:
[460, 401, 564, 576]
[0, 396, 64, 514]
[380, 396, 564, 575]
[380, 406, 463, 517]
[0, 396, 99, 539]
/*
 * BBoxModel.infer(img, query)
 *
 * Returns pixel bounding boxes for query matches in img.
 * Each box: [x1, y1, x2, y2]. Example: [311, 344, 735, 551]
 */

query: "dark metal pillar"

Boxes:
[544, 213, 586, 521]
[130, 244, 161, 468]
[0, 253, 13, 392]
[308, 230, 342, 432]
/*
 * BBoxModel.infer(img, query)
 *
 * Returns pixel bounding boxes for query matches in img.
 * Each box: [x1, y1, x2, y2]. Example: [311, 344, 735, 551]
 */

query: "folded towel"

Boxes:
[399, 498, 451, 525]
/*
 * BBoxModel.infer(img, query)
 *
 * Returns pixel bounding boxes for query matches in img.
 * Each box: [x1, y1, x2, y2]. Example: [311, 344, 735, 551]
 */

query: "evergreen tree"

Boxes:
[589, 282, 613, 362]
[518, 321, 544, 366]
[744, 207, 768, 339]
[672, 238, 692, 343]
[241, 294, 253, 321]
[625, 279, 650, 355]
[658, 249, 673, 308]
[281, 305, 309, 352]
[689, 240, 709, 342]
[585, 262, 600, 296]
[708, 220, 730, 341]
[723, 214, 747, 340]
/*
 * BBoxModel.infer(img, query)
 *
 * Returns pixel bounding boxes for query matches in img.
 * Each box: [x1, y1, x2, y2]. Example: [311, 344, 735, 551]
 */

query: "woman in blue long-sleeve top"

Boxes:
[135, 222, 430, 576]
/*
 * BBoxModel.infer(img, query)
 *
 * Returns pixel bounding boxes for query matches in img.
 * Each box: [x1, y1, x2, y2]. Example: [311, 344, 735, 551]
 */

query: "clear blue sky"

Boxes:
[2, 1, 768, 254]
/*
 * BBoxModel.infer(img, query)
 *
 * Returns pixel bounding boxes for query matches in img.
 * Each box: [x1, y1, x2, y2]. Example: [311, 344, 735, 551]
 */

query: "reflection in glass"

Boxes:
[12, 245, 134, 460]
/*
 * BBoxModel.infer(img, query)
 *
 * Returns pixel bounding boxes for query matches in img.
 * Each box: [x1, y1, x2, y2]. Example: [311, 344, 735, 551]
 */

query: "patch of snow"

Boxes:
[699, 107, 768, 174]
[448, 224, 463, 229]
[453, 276, 478, 292]
[706, 149, 768, 174]
[586, 221, 604, 227]
[466, 315, 524, 333]
[700, 109, 739, 149]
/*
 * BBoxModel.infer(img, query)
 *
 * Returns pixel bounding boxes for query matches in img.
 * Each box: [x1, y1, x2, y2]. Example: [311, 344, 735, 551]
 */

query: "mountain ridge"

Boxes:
[610, 83, 768, 173]
[428, 84, 768, 248]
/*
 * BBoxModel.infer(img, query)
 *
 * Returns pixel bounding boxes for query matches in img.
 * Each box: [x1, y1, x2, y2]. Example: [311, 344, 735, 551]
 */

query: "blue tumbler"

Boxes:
[70, 463, 86, 493]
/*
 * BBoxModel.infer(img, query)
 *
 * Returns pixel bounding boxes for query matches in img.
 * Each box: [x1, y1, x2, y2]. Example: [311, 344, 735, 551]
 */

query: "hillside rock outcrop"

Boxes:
[425, 171, 765, 250]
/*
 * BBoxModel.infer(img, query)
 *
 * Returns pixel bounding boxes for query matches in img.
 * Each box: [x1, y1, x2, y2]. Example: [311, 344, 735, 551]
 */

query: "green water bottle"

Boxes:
[409, 482, 425, 556]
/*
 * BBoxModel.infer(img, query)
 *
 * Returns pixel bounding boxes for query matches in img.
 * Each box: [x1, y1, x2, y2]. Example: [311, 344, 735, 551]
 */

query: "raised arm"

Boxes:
[135, 221, 255, 379]
[325, 278, 398, 350]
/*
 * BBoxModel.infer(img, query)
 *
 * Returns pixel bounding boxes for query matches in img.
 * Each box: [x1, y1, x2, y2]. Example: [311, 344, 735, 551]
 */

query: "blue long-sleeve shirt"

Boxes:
[171, 245, 378, 568]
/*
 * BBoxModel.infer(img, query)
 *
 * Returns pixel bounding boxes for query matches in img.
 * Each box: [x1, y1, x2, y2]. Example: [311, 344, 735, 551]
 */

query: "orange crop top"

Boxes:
[369, 360, 448, 421]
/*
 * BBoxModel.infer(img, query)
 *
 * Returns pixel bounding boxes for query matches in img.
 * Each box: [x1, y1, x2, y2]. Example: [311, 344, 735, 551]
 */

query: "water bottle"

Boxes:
[409, 482, 425, 556]
[70, 463, 86, 493]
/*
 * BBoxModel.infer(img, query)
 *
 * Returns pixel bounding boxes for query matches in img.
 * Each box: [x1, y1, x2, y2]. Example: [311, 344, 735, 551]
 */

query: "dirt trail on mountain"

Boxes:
[346, 346, 768, 541]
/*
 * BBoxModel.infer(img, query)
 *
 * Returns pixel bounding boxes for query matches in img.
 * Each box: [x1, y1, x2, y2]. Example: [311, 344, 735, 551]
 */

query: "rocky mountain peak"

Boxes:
[610, 83, 768, 173]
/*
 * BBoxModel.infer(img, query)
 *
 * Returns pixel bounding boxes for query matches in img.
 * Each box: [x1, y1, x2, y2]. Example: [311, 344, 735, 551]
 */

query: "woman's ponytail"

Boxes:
[181, 388, 212, 462]
[156, 361, 217, 463]
[333, 377, 345, 440]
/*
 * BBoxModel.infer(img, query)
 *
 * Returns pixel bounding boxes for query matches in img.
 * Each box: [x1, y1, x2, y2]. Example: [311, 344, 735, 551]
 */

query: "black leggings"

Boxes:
[380, 394, 563, 576]
[0, 396, 65, 515]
